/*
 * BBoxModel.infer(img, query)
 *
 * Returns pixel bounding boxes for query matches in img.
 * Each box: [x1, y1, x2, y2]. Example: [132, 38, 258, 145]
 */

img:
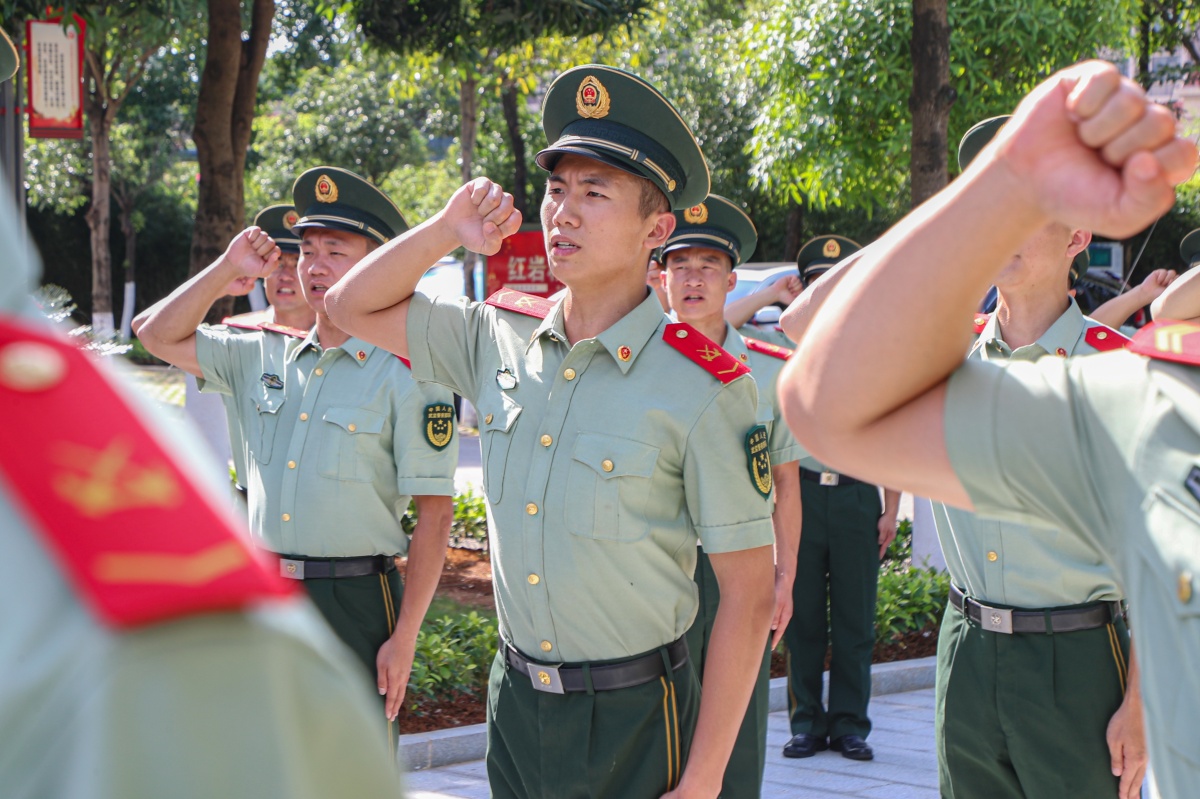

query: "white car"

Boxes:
[726, 264, 795, 326]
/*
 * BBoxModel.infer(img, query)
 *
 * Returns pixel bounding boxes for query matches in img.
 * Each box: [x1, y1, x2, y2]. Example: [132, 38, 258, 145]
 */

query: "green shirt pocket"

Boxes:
[479, 391, 522, 504]
[319, 406, 386, 483]
[566, 433, 659, 542]
[250, 385, 286, 466]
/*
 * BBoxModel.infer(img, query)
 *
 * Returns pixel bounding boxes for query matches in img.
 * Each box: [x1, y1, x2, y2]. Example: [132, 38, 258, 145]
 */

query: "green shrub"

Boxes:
[874, 564, 949, 644]
[408, 611, 498, 710]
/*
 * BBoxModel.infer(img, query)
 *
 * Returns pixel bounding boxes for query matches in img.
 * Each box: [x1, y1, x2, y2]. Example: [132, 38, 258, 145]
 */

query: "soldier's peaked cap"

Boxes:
[1181, 229, 1200, 268]
[0, 29, 17, 83]
[663, 195, 757, 267]
[957, 115, 1010, 172]
[536, 65, 710, 210]
[291, 167, 408, 246]
[797, 235, 861, 283]
[253, 205, 302, 253]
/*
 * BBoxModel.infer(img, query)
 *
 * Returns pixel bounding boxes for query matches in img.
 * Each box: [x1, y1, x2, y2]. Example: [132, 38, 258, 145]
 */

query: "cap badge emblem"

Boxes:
[315, 174, 338, 203]
[822, 239, 841, 259]
[683, 203, 708, 225]
[283, 209, 300, 227]
[576, 75, 611, 119]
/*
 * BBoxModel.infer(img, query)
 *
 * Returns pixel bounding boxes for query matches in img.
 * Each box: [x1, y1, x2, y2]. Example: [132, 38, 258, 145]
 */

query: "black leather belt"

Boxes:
[950, 584, 1120, 635]
[799, 467, 864, 487]
[275, 553, 396, 581]
[505, 637, 689, 694]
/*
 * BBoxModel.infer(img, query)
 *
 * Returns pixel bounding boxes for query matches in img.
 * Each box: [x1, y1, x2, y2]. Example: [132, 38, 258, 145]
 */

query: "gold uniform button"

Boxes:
[282, 513, 291, 522]
[314, 368, 324, 376]
[1180, 572, 1194, 604]
[601, 459, 614, 472]
[300, 412, 309, 421]
[287, 460, 296, 469]
[563, 368, 576, 380]
[540, 434, 553, 447]
[527, 574, 540, 585]
[484, 413, 494, 424]
[348, 423, 357, 432]
[986, 551, 998, 562]
[526, 503, 539, 515]
[540, 641, 553, 652]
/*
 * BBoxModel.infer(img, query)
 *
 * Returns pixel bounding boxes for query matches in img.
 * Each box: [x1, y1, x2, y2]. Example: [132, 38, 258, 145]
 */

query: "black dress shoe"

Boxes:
[782, 733, 828, 758]
[830, 734, 874, 761]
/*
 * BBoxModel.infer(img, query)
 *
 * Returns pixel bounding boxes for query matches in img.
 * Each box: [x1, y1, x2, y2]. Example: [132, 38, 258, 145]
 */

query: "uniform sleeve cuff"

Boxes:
[396, 477, 457, 497]
[694, 518, 775, 554]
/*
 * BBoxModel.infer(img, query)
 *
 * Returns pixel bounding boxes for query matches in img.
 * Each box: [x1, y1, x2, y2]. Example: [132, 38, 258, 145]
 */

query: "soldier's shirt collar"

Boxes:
[288, 329, 377, 366]
[529, 295, 570, 346]
[975, 297, 1086, 362]
[529, 291, 664, 374]
[721, 322, 751, 366]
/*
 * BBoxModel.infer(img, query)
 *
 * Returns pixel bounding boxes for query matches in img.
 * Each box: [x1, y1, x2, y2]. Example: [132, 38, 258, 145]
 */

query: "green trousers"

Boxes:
[486, 644, 700, 799]
[936, 601, 1131, 799]
[303, 569, 404, 748]
[784, 479, 880, 740]
[685, 548, 771, 799]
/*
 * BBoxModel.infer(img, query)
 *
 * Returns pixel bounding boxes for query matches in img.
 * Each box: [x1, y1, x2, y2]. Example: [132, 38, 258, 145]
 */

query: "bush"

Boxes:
[875, 563, 949, 644]
[408, 611, 498, 710]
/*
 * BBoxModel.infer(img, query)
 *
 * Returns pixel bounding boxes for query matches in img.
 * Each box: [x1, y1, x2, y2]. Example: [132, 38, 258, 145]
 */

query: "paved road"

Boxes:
[403, 688, 938, 799]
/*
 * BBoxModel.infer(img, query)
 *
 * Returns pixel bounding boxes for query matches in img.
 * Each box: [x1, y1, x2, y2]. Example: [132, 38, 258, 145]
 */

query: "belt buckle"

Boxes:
[526, 663, 565, 694]
[819, 470, 839, 487]
[981, 605, 1013, 634]
[280, 558, 305, 580]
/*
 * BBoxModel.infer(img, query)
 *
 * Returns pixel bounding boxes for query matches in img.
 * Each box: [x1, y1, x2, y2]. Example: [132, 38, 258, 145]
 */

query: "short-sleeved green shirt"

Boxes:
[196, 327, 457, 557]
[723, 323, 804, 468]
[934, 300, 1122, 606]
[407, 291, 775, 662]
[944, 351, 1200, 797]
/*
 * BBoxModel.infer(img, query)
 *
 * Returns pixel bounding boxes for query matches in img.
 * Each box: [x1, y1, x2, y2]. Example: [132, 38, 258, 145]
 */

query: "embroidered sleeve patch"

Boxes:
[745, 425, 773, 498]
[424, 403, 455, 450]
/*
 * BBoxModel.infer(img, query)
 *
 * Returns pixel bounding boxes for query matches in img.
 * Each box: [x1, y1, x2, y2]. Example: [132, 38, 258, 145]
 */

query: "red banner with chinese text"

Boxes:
[26, 15, 85, 140]
[485, 228, 564, 299]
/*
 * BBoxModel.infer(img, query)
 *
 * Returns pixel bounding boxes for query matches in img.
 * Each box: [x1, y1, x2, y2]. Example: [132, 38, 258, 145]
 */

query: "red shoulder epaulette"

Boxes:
[973, 313, 990, 334]
[221, 309, 270, 332]
[744, 337, 792, 361]
[1129, 321, 1200, 366]
[0, 316, 297, 629]
[260, 322, 309, 339]
[397, 355, 411, 369]
[485, 289, 553, 319]
[663, 323, 752, 384]
[1084, 323, 1130, 352]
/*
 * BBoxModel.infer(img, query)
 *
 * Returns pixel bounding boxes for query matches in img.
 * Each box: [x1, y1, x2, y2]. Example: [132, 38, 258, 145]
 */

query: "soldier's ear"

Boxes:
[644, 212, 675, 252]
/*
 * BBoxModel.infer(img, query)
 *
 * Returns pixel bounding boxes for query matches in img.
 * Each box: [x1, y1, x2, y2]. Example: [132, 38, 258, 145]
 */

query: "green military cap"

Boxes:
[291, 166, 408, 246]
[1069, 248, 1089, 288]
[663, 194, 757, 267]
[797, 235, 861, 284]
[958, 115, 1010, 171]
[252, 204, 302, 253]
[0, 28, 17, 83]
[1180, 229, 1200, 268]
[536, 64, 710, 211]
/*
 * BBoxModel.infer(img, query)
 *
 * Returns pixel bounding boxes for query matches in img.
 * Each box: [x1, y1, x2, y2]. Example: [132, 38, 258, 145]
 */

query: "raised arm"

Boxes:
[1088, 268, 1176, 328]
[136, 228, 279, 377]
[1150, 264, 1200, 321]
[780, 61, 1196, 507]
[325, 178, 522, 358]
[724, 275, 802, 330]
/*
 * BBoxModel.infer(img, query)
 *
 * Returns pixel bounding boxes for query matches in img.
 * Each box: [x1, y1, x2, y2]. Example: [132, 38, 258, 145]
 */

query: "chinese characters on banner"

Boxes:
[485, 228, 565, 299]
[26, 16, 85, 140]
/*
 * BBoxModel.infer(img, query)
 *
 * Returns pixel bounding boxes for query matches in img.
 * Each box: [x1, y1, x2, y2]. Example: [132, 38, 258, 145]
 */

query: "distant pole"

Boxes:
[0, 54, 26, 232]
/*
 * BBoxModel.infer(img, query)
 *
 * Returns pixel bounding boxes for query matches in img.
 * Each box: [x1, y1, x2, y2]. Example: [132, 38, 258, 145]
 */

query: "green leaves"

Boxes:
[409, 611, 499, 708]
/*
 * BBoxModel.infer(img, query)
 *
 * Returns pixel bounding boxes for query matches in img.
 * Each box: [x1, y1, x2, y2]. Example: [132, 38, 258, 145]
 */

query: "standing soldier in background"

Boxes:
[781, 235, 900, 763]
[326, 65, 777, 799]
[661, 194, 803, 799]
[137, 167, 457, 747]
[0, 30, 403, 797]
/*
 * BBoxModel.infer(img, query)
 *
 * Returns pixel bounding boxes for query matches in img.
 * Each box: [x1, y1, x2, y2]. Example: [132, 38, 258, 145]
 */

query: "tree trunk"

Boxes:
[500, 78, 527, 218]
[784, 199, 804, 262]
[85, 94, 114, 337]
[909, 0, 954, 209]
[189, 0, 274, 322]
[1137, 1, 1152, 88]
[459, 74, 480, 300]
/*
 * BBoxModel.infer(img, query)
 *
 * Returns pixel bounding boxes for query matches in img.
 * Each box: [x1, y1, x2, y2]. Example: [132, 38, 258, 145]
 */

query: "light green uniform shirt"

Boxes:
[934, 299, 1122, 606]
[723, 323, 804, 469]
[945, 349, 1200, 798]
[407, 291, 775, 662]
[738, 323, 793, 350]
[196, 327, 457, 557]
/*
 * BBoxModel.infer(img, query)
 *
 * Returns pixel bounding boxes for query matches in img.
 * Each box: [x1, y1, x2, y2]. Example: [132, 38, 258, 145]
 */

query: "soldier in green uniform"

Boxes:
[778, 60, 1199, 799]
[660, 194, 804, 798]
[137, 167, 456, 746]
[777, 235, 900, 763]
[326, 65, 777, 798]
[0, 31, 401, 797]
[922, 117, 1147, 799]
